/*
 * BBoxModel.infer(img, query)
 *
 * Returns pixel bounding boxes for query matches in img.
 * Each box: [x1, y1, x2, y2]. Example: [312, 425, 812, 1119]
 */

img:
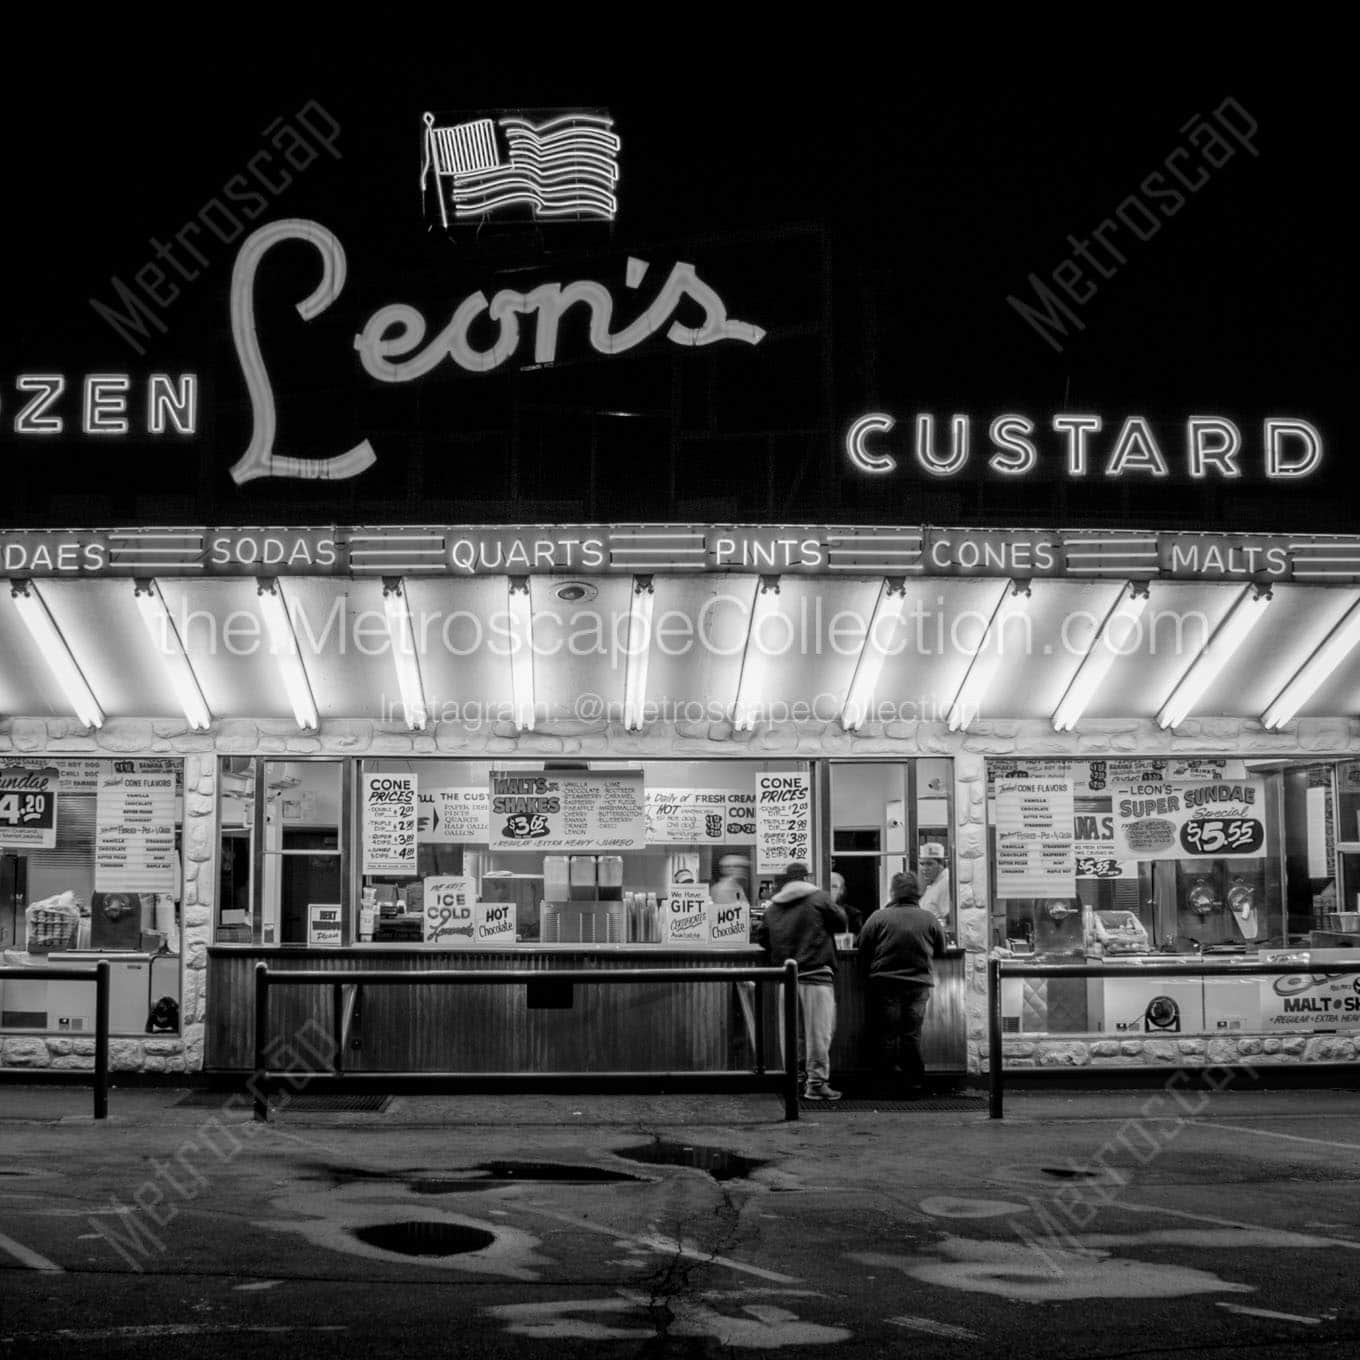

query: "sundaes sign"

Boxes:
[229, 218, 765, 484]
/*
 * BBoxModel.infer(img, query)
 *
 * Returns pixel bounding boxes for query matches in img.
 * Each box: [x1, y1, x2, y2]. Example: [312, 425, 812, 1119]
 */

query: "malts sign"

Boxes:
[5, 525, 1360, 584]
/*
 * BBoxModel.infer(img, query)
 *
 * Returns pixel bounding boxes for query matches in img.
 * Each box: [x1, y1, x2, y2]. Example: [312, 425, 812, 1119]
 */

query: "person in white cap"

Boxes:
[918, 842, 952, 923]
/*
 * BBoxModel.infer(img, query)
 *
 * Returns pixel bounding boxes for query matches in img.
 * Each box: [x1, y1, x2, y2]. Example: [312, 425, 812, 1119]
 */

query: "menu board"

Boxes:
[645, 788, 756, 844]
[488, 770, 645, 851]
[95, 762, 177, 892]
[0, 768, 58, 849]
[363, 773, 418, 876]
[424, 877, 518, 946]
[664, 885, 710, 944]
[755, 773, 812, 874]
[307, 903, 343, 947]
[418, 787, 490, 843]
[0, 757, 104, 796]
[988, 758, 1246, 798]
[1110, 779, 1267, 862]
[994, 776, 1076, 899]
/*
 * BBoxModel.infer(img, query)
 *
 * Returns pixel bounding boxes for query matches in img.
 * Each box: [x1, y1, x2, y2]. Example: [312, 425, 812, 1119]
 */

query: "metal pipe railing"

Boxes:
[988, 956, 1360, 1119]
[253, 959, 802, 1122]
[0, 962, 109, 1119]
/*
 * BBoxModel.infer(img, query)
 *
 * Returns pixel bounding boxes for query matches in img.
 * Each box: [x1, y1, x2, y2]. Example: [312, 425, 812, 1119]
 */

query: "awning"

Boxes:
[4, 569, 1359, 734]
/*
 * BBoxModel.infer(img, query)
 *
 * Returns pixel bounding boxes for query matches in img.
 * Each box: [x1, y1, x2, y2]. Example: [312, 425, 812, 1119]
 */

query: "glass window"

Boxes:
[357, 758, 808, 946]
[215, 758, 345, 946]
[1, 758, 184, 1036]
[829, 759, 955, 936]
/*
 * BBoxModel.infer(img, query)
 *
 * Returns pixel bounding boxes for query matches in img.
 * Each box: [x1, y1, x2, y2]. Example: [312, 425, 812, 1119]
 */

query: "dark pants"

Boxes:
[868, 979, 932, 1093]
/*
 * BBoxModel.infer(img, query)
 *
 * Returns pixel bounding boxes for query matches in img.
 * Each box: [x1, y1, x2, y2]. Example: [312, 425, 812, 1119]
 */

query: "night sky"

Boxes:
[0, 47, 1351, 533]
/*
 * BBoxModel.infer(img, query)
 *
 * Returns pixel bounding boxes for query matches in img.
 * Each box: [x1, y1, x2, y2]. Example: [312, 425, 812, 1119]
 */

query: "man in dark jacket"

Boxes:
[755, 862, 847, 1100]
[856, 870, 947, 1098]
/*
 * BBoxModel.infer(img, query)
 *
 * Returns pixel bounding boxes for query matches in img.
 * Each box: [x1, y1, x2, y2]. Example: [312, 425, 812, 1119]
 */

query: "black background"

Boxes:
[0, 42, 1351, 533]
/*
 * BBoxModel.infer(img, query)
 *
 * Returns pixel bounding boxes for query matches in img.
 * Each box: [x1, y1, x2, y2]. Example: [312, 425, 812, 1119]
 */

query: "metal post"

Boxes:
[94, 961, 110, 1121]
[332, 982, 345, 1076]
[988, 955, 1003, 1120]
[782, 960, 800, 1121]
[253, 962, 270, 1122]
[754, 979, 766, 1075]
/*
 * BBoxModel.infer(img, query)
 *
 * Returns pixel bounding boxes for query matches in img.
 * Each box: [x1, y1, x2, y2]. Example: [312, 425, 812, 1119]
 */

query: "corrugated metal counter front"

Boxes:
[205, 945, 967, 1075]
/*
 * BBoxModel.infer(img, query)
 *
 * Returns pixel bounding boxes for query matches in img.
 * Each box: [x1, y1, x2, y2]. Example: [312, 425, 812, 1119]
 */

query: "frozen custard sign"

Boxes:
[228, 219, 765, 484]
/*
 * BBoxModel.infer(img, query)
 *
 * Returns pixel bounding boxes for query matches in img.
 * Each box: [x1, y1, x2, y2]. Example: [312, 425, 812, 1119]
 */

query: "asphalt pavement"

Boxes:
[3, 1078, 1360, 1357]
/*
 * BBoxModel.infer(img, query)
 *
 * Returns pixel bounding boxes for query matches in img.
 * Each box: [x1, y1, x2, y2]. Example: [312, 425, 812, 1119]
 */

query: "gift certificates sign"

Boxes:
[0, 768, 58, 849]
[95, 762, 177, 892]
[754, 772, 811, 874]
[363, 773, 418, 875]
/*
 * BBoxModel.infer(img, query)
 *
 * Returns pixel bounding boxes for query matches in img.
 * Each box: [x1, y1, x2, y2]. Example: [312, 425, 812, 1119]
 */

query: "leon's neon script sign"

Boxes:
[846, 412, 1323, 481]
[230, 218, 765, 484]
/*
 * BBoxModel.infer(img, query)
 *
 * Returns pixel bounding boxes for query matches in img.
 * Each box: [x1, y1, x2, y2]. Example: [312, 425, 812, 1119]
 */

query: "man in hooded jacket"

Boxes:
[856, 870, 947, 1098]
[755, 862, 847, 1100]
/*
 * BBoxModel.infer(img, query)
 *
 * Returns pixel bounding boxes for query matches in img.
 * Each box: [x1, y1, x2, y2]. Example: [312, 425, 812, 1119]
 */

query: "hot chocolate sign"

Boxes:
[229, 219, 765, 484]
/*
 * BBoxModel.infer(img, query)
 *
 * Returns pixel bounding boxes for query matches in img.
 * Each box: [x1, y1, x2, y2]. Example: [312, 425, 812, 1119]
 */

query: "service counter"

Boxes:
[206, 944, 968, 1077]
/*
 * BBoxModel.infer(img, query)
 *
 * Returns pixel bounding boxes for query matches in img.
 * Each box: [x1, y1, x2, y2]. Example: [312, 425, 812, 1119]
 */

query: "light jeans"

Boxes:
[778, 980, 837, 1088]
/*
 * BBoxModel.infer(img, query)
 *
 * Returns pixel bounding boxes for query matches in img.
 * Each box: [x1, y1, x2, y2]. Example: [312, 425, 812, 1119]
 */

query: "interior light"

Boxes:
[623, 576, 655, 731]
[508, 576, 535, 731]
[732, 576, 782, 732]
[1261, 594, 1360, 729]
[133, 579, 211, 731]
[8, 579, 105, 729]
[1157, 584, 1273, 729]
[381, 577, 428, 731]
[841, 578, 909, 731]
[1051, 583, 1150, 732]
[257, 578, 319, 731]
[946, 581, 1033, 732]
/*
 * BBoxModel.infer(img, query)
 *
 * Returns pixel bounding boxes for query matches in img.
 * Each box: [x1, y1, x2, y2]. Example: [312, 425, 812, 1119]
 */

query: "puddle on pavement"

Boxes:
[1040, 1166, 1100, 1179]
[614, 1140, 767, 1182]
[352, 1221, 497, 1257]
[411, 1162, 645, 1194]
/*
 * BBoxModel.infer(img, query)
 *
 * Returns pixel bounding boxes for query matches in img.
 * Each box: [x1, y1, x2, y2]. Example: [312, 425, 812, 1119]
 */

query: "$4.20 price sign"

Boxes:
[0, 774, 57, 849]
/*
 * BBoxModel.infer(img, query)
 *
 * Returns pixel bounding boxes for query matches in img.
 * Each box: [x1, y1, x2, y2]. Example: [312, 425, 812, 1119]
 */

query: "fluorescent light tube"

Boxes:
[1261, 595, 1360, 729]
[732, 576, 782, 732]
[508, 577, 535, 730]
[257, 579, 318, 731]
[1051, 583, 1150, 732]
[841, 579, 908, 731]
[946, 581, 1032, 732]
[134, 580, 210, 731]
[623, 576, 655, 731]
[9, 579, 104, 728]
[381, 578, 428, 731]
[1157, 585, 1272, 729]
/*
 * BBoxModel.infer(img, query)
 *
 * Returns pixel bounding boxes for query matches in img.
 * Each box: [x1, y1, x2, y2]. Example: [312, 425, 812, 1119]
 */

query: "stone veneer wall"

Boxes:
[3, 712, 1355, 1075]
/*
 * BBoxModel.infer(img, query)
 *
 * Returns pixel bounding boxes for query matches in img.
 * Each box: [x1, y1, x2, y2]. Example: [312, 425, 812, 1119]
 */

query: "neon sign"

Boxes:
[2, 374, 197, 437]
[421, 111, 620, 229]
[845, 412, 1322, 481]
[229, 218, 765, 484]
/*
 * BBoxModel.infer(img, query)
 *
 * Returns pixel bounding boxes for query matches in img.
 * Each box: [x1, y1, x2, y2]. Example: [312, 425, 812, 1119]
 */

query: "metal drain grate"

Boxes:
[174, 1091, 391, 1112]
[799, 1095, 986, 1113]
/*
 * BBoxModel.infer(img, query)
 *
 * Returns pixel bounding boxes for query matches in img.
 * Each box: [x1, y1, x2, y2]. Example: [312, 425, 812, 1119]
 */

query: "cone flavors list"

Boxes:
[95, 762, 177, 893]
[994, 776, 1076, 899]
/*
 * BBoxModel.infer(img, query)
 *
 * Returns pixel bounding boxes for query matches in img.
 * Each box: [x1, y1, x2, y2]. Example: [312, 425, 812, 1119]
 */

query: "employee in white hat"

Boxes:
[918, 842, 952, 923]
